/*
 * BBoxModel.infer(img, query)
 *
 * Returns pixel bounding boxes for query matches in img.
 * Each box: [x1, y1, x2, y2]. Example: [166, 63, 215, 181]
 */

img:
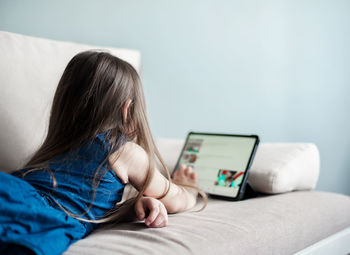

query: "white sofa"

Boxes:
[1, 31, 349, 255]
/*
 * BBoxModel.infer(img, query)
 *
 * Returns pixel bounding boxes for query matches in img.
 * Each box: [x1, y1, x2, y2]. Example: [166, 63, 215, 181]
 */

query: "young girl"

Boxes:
[0, 51, 207, 255]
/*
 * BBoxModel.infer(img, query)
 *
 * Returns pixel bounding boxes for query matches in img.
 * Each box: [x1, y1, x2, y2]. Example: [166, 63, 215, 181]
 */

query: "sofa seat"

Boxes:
[65, 191, 350, 255]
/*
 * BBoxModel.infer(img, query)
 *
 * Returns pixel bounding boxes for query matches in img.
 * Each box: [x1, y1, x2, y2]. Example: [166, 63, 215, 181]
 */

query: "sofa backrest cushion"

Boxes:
[0, 31, 141, 172]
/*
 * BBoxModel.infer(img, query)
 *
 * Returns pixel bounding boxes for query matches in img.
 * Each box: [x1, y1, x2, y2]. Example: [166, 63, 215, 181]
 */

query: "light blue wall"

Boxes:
[1, 0, 349, 195]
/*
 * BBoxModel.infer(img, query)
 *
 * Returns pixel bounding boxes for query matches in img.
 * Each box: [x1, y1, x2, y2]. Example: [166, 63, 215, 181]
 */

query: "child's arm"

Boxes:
[109, 142, 198, 214]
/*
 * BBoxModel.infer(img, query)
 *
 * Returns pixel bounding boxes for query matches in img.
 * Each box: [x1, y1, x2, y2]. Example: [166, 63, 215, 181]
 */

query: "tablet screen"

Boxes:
[175, 133, 258, 199]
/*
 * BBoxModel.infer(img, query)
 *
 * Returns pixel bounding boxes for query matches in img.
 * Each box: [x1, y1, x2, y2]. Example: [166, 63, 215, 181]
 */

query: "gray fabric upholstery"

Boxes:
[65, 191, 350, 255]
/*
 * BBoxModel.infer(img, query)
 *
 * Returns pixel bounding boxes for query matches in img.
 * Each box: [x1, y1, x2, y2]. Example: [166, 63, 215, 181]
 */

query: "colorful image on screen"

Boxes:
[214, 169, 244, 188]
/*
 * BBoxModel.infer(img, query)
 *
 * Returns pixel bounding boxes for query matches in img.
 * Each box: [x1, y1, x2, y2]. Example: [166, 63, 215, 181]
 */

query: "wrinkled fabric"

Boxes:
[0, 133, 126, 255]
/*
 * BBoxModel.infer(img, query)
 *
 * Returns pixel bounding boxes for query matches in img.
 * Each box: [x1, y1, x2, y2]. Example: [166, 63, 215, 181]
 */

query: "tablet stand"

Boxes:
[208, 182, 259, 201]
[241, 183, 258, 200]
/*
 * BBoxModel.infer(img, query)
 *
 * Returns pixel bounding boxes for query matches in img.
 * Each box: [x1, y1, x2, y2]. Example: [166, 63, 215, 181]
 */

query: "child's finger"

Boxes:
[150, 212, 165, 228]
[150, 202, 168, 228]
[145, 201, 159, 226]
[159, 202, 168, 224]
[134, 200, 146, 220]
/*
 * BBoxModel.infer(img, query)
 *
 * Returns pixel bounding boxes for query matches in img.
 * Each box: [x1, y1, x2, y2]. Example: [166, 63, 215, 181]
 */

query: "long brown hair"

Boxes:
[24, 50, 207, 224]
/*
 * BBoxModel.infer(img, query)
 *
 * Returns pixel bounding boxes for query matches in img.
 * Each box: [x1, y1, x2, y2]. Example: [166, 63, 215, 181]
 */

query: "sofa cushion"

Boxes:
[155, 138, 320, 194]
[0, 31, 141, 172]
[65, 191, 350, 255]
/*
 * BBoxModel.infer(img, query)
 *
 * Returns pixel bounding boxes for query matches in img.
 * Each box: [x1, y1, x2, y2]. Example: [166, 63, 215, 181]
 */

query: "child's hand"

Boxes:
[134, 196, 168, 228]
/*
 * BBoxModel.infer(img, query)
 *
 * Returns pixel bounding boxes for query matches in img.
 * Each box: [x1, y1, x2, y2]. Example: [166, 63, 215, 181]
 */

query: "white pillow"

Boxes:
[155, 138, 320, 194]
[249, 143, 320, 194]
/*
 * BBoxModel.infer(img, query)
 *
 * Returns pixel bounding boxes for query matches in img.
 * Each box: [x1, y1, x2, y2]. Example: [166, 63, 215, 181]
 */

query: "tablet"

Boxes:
[172, 132, 259, 200]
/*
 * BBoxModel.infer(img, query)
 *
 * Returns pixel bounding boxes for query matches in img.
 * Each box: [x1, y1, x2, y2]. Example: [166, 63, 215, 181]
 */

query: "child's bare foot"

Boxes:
[172, 165, 199, 201]
[171, 165, 200, 211]
[172, 165, 198, 187]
